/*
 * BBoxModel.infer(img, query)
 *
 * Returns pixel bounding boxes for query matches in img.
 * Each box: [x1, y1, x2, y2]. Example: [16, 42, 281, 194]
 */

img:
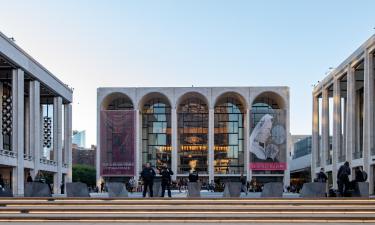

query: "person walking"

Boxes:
[337, 161, 351, 197]
[159, 163, 174, 198]
[141, 163, 156, 198]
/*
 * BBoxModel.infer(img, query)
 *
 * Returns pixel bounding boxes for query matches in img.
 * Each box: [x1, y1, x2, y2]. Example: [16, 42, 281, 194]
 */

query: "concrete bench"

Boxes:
[300, 182, 326, 198]
[223, 182, 242, 197]
[25, 182, 52, 197]
[66, 182, 90, 197]
[187, 182, 201, 198]
[107, 182, 128, 198]
[261, 182, 283, 198]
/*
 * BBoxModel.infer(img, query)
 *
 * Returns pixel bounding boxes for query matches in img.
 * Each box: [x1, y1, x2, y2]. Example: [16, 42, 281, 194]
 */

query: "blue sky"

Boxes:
[0, 0, 374, 146]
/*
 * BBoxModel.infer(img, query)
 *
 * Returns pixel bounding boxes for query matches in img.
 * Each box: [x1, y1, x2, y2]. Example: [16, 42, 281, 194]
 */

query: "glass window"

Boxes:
[178, 97, 208, 174]
[142, 98, 171, 168]
[214, 97, 244, 174]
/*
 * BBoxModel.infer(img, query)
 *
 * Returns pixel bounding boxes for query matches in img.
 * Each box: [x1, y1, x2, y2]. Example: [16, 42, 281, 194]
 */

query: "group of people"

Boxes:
[315, 161, 367, 197]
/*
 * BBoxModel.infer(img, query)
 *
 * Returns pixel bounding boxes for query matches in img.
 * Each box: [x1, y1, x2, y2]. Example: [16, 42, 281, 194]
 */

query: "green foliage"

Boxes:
[72, 164, 96, 187]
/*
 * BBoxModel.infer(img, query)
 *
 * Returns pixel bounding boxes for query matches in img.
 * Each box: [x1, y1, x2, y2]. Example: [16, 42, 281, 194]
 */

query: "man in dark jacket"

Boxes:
[317, 168, 328, 183]
[141, 163, 156, 197]
[160, 163, 174, 197]
[337, 161, 351, 197]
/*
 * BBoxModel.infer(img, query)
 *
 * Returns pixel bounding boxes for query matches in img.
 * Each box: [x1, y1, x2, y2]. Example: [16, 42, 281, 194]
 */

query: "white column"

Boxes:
[322, 89, 329, 167]
[29, 81, 40, 178]
[312, 94, 319, 181]
[11, 69, 24, 196]
[96, 104, 102, 186]
[53, 97, 63, 194]
[171, 108, 178, 180]
[208, 108, 214, 182]
[0, 83, 4, 149]
[346, 66, 355, 168]
[64, 104, 72, 182]
[245, 108, 251, 181]
[332, 79, 341, 188]
[135, 108, 141, 181]
[364, 50, 374, 193]
[24, 96, 30, 157]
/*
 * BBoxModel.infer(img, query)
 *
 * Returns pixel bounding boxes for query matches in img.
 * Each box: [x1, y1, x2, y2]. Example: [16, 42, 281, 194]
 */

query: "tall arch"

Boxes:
[214, 92, 246, 175]
[101, 92, 134, 110]
[177, 92, 209, 174]
[140, 92, 172, 168]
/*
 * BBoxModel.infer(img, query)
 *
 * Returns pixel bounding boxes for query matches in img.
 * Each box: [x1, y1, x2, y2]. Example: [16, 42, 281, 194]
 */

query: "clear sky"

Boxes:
[0, 0, 374, 146]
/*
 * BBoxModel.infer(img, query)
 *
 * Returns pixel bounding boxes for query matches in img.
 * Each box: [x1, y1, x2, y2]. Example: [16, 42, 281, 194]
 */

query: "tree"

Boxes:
[72, 164, 96, 187]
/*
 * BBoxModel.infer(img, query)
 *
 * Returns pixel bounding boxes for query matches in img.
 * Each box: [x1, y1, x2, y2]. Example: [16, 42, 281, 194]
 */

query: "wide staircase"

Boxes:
[0, 198, 374, 224]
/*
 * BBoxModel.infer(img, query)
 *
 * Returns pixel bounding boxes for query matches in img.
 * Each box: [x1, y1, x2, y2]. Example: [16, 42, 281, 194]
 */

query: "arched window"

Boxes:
[214, 96, 245, 174]
[142, 98, 171, 169]
[177, 97, 208, 174]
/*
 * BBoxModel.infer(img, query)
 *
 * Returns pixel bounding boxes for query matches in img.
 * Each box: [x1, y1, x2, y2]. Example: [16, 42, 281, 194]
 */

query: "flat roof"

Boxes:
[0, 31, 73, 102]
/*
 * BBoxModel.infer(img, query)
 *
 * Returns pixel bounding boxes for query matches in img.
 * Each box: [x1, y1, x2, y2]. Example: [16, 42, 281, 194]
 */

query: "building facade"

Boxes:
[0, 32, 73, 196]
[97, 86, 290, 186]
[290, 135, 311, 189]
[72, 144, 96, 167]
[312, 34, 375, 193]
[72, 130, 86, 148]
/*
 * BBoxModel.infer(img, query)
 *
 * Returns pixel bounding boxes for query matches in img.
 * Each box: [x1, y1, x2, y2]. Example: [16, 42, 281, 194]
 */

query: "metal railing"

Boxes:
[23, 154, 33, 161]
[63, 163, 69, 168]
[40, 158, 57, 166]
[0, 149, 17, 158]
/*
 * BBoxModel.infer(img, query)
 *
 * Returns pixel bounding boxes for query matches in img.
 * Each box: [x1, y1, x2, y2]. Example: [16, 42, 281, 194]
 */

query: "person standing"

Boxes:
[337, 161, 351, 197]
[317, 168, 328, 183]
[141, 163, 156, 198]
[26, 172, 33, 182]
[354, 167, 366, 182]
[188, 169, 199, 182]
[160, 163, 174, 198]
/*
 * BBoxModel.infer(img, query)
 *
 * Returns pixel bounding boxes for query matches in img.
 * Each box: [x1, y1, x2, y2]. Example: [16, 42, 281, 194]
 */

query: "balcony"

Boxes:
[352, 151, 363, 160]
[40, 158, 57, 166]
[0, 149, 17, 158]
[23, 154, 33, 161]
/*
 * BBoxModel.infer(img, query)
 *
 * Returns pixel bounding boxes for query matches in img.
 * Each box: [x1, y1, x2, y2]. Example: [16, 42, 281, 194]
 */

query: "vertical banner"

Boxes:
[249, 110, 287, 171]
[100, 110, 136, 176]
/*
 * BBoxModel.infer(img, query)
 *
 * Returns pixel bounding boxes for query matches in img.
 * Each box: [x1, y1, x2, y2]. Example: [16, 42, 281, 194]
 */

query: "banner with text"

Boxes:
[249, 109, 287, 171]
[100, 110, 136, 176]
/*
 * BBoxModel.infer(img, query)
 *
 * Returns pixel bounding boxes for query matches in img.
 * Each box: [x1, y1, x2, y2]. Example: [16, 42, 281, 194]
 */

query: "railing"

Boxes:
[23, 154, 33, 161]
[63, 163, 69, 168]
[0, 149, 17, 158]
[40, 158, 57, 166]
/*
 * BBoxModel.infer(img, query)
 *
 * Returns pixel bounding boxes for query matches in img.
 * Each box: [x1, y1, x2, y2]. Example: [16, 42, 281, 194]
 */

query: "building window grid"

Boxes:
[214, 97, 244, 174]
[142, 99, 171, 169]
[177, 98, 208, 174]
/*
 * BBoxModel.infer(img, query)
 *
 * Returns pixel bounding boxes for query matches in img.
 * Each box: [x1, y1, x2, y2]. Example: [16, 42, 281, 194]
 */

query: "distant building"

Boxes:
[290, 135, 311, 189]
[72, 130, 86, 148]
[72, 144, 96, 167]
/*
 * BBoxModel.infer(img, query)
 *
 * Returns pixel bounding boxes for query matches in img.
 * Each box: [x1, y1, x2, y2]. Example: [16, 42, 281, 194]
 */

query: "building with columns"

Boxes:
[0, 32, 73, 196]
[312, 34, 375, 193]
[97, 86, 290, 187]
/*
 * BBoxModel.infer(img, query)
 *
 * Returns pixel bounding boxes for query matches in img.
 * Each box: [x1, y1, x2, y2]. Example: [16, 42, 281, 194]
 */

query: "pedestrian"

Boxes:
[317, 168, 328, 183]
[26, 172, 33, 182]
[100, 181, 105, 193]
[337, 161, 351, 197]
[159, 163, 174, 197]
[0, 174, 4, 189]
[188, 169, 199, 182]
[240, 173, 248, 196]
[141, 163, 156, 197]
[128, 177, 136, 193]
[208, 180, 215, 192]
[354, 167, 367, 182]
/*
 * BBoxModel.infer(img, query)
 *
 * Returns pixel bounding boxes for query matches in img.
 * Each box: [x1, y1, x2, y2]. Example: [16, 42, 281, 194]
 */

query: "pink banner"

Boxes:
[100, 110, 136, 176]
[250, 162, 287, 171]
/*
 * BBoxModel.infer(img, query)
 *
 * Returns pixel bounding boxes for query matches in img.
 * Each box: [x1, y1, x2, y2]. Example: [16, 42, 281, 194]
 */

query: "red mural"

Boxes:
[100, 110, 136, 176]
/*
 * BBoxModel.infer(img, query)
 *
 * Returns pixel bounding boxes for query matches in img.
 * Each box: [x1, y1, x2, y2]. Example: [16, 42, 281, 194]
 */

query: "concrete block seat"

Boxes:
[222, 182, 242, 197]
[300, 182, 326, 198]
[66, 182, 90, 197]
[24, 182, 52, 197]
[261, 182, 283, 198]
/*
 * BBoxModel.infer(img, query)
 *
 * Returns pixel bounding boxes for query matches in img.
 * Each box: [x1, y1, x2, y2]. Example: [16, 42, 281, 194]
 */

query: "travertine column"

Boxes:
[171, 108, 178, 180]
[12, 69, 24, 196]
[53, 97, 63, 194]
[29, 81, 41, 178]
[346, 66, 355, 168]
[322, 89, 329, 167]
[332, 79, 341, 188]
[0, 83, 4, 149]
[135, 109, 141, 181]
[363, 50, 374, 193]
[208, 108, 214, 182]
[312, 94, 320, 181]
[64, 104, 72, 182]
[244, 108, 250, 181]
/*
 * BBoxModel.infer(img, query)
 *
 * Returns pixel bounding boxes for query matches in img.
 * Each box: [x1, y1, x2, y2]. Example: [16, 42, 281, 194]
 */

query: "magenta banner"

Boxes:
[250, 162, 287, 171]
[100, 110, 136, 176]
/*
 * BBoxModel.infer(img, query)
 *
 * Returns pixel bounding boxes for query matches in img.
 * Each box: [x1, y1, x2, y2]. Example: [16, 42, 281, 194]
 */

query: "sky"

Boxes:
[0, 0, 374, 146]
